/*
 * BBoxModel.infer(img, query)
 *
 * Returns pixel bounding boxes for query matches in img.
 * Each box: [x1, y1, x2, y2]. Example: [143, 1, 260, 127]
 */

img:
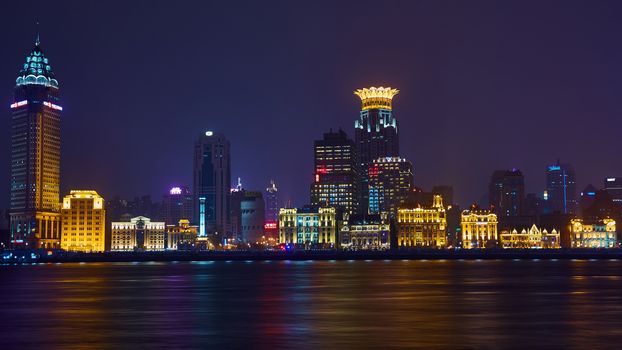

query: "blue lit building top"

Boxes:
[15, 36, 59, 89]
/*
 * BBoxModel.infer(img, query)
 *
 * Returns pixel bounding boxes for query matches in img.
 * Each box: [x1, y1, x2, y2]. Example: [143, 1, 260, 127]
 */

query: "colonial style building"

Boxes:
[461, 209, 498, 249]
[340, 213, 390, 250]
[60, 190, 106, 252]
[397, 195, 447, 248]
[499, 224, 560, 249]
[111, 216, 165, 251]
[166, 219, 198, 250]
[570, 219, 617, 248]
[278, 207, 337, 248]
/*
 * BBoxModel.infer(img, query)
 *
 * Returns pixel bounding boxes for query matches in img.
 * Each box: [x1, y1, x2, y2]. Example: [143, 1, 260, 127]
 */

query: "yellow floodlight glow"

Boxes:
[354, 86, 399, 110]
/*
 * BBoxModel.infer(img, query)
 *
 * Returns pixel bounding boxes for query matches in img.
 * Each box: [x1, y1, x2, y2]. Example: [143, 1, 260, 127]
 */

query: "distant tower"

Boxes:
[488, 169, 525, 216]
[310, 129, 359, 214]
[354, 87, 400, 213]
[162, 186, 193, 225]
[265, 180, 279, 222]
[193, 131, 231, 239]
[545, 161, 577, 215]
[9, 31, 62, 248]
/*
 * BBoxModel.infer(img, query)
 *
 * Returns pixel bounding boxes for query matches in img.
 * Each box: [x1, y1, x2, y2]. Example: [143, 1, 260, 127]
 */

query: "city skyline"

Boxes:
[3, 1, 622, 211]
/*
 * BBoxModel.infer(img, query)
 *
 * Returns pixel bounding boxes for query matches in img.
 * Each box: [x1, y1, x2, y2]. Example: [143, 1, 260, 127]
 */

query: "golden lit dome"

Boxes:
[354, 86, 399, 110]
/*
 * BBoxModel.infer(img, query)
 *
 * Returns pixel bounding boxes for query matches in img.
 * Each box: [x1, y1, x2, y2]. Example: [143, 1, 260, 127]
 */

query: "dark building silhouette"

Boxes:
[579, 184, 598, 215]
[162, 186, 193, 225]
[488, 169, 524, 216]
[9, 34, 62, 248]
[604, 177, 622, 215]
[432, 185, 454, 206]
[193, 131, 231, 239]
[523, 193, 545, 216]
[310, 129, 359, 214]
[354, 87, 400, 214]
[545, 160, 577, 215]
[265, 180, 279, 222]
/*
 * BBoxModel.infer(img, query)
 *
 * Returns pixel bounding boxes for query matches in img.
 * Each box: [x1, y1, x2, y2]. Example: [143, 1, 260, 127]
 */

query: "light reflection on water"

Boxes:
[1, 260, 622, 349]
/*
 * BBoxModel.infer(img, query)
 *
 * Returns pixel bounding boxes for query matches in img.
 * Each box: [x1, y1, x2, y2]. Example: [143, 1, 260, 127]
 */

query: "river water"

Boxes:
[1, 259, 621, 349]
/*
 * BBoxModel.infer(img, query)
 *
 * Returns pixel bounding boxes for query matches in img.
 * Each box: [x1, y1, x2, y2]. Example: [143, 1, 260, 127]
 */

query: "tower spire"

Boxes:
[35, 21, 40, 46]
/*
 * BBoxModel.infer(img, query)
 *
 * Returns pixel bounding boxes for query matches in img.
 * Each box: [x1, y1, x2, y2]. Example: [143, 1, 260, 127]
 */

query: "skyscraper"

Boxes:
[310, 129, 359, 214]
[193, 131, 231, 240]
[545, 161, 577, 215]
[354, 87, 400, 213]
[9, 34, 62, 248]
[368, 157, 414, 216]
[265, 180, 279, 222]
[488, 169, 525, 216]
[162, 186, 193, 225]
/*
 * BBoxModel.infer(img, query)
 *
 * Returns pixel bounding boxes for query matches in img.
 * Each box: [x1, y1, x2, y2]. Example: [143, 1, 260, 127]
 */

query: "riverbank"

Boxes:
[4, 248, 622, 264]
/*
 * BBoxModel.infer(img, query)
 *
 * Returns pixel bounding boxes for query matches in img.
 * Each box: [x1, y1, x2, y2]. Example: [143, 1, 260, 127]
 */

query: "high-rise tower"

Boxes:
[489, 169, 525, 216]
[354, 87, 400, 213]
[310, 129, 359, 214]
[545, 161, 577, 215]
[265, 180, 279, 222]
[9, 34, 62, 248]
[193, 131, 231, 240]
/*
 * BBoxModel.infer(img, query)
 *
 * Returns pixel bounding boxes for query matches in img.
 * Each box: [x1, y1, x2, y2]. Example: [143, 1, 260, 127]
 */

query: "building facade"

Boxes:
[545, 161, 577, 215]
[570, 219, 617, 248]
[489, 169, 524, 216]
[368, 157, 414, 216]
[166, 219, 198, 250]
[461, 209, 498, 249]
[340, 213, 390, 250]
[354, 87, 400, 214]
[193, 131, 231, 239]
[499, 224, 560, 249]
[310, 129, 359, 214]
[397, 195, 447, 248]
[231, 189, 265, 243]
[60, 190, 106, 252]
[162, 186, 193, 225]
[9, 35, 62, 249]
[111, 216, 166, 251]
[278, 207, 338, 248]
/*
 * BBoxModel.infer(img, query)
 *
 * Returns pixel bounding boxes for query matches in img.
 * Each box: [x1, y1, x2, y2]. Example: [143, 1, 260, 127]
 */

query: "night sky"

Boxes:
[2, 0, 622, 209]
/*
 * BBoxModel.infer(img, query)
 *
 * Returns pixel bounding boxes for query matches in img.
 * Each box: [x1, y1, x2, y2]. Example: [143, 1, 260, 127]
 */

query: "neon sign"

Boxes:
[10, 100, 28, 108]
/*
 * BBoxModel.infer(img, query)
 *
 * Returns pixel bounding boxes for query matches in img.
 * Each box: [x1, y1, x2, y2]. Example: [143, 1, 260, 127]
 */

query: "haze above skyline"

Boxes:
[2, 0, 622, 209]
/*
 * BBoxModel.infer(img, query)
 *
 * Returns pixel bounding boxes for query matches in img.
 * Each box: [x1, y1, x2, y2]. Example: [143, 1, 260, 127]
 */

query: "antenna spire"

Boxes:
[35, 21, 40, 46]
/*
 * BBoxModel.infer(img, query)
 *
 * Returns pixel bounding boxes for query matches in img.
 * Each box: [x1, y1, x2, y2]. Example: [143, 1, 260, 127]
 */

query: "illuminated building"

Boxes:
[111, 216, 166, 251]
[310, 129, 359, 214]
[499, 224, 560, 249]
[60, 191, 106, 252]
[265, 180, 279, 222]
[263, 221, 278, 241]
[9, 34, 62, 248]
[545, 161, 577, 215]
[166, 219, 198, 250]
[461, 209, 498, 249]
[162, 186, 193, 225]
[340, 213, 390, 250]
[354, 87, 400, 213]
[397, 195, 447, 248]
[489, 169, 524, 216]
[278, 207, 338, 248]
[193, 131, 231, 240]
[570, 219, 617, 248]
[368, 157, 414, 216]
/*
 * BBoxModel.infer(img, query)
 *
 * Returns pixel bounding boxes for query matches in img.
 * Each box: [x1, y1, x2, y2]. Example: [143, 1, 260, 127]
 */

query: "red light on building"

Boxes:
[264, 222, 277, 229]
